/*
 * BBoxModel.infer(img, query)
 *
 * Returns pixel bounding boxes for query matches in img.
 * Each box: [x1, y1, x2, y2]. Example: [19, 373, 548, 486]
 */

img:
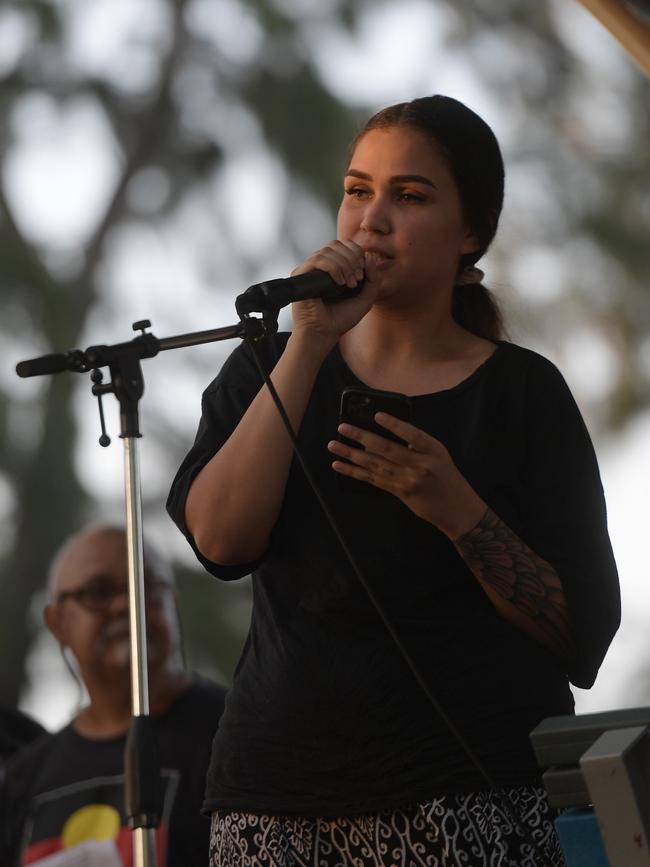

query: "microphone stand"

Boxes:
[16, 312, 275, 867]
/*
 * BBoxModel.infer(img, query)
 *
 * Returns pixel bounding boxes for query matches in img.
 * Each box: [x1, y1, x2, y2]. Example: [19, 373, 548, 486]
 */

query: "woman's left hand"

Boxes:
[328, 413, 487, 540]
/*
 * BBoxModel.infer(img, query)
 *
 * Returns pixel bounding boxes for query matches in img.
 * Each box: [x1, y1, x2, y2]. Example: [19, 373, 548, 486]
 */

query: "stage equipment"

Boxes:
[531, 707, 650, 867]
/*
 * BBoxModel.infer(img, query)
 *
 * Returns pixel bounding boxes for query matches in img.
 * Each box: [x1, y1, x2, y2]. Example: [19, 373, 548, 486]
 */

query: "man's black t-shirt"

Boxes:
[167, 336, 620, 818]
[1, 676, 226, 866]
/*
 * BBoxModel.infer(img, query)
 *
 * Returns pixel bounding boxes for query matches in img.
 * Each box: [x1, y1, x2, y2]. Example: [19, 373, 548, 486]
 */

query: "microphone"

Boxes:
[236, 270, 363, 315]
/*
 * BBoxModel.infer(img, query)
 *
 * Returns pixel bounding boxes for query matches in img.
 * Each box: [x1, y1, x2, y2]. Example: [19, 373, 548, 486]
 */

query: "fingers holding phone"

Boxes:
[328, 388, 486, 537]
[330, 387, 412, 492]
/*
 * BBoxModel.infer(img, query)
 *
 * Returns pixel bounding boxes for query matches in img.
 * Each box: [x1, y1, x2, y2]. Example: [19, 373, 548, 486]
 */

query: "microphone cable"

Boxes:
[242, 323, 557, 867]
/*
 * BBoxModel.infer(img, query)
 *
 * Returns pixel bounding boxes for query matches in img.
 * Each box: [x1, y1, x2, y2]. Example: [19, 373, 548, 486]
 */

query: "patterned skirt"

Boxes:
[208, 785, 565, 867]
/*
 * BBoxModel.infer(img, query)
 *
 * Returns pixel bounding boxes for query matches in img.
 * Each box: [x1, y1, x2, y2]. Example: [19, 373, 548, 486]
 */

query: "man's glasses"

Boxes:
[56, 577, 173, 613]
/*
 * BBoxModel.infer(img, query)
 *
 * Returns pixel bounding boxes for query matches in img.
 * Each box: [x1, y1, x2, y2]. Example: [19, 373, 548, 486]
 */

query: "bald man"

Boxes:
[1, 525, 227, 867]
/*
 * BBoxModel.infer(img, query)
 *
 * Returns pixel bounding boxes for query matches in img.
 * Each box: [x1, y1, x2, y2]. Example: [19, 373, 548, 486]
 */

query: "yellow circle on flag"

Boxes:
[61, 804, 121, 847]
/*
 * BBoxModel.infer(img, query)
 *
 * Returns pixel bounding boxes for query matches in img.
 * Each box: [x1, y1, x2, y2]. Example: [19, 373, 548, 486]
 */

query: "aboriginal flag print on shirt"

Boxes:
[19, 770, 178, 866]
[1, 678, 227, 867]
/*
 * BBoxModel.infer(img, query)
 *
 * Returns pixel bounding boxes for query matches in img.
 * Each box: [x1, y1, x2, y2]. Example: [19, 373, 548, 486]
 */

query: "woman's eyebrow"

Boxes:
[345, 169, 438, 189]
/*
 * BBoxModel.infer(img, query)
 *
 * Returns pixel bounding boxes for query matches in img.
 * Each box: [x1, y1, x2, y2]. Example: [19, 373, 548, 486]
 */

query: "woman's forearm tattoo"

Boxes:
[455, 507, 571, 658]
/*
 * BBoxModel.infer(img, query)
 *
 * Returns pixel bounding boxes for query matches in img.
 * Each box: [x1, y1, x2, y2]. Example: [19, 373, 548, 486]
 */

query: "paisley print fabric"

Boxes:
[208, 785, 565, 867]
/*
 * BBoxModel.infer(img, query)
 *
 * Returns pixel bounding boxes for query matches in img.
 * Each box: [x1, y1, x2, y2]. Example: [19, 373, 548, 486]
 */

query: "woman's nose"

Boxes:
[360, 198, 391, 235]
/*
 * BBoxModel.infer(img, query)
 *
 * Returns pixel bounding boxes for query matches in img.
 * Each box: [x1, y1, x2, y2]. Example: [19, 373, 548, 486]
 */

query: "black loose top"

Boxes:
[167, 335, 620, 817]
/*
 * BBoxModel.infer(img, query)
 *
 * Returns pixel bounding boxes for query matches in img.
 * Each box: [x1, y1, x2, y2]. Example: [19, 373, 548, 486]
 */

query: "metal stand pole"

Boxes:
[124, 437, 147, 720]
[124, 437, 157, 867]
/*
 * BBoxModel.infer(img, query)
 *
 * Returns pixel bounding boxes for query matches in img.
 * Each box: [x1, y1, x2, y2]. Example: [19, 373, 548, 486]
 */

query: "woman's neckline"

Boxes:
[332, 339, 508, 399]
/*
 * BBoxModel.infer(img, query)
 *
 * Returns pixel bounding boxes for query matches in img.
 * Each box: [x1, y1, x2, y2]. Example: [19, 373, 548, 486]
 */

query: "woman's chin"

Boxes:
[371, 279, 401, 303]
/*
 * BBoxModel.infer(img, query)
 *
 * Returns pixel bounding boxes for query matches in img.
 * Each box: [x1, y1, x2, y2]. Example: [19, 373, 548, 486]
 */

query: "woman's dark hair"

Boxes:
[351, 95, 505, 340]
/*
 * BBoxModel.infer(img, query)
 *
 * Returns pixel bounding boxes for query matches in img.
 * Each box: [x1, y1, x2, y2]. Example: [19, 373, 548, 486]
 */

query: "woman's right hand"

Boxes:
[188, 240, 376, 566]
[290, 240, 378, 348]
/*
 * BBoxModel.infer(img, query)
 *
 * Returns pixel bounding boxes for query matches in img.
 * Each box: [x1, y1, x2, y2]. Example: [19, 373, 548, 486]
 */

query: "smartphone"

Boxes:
[338, 386, 412, 447]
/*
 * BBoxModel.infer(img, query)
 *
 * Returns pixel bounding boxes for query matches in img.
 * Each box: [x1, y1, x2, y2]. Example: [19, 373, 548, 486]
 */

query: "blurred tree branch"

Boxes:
[0, 0, 196, 706]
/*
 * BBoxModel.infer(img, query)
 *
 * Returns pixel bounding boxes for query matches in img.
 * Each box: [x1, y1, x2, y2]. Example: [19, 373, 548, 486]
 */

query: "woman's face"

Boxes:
[337, 126, 479, 304]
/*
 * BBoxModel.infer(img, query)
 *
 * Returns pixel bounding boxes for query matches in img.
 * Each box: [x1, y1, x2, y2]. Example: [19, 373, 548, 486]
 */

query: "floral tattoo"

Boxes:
[455, 508, 571, 659]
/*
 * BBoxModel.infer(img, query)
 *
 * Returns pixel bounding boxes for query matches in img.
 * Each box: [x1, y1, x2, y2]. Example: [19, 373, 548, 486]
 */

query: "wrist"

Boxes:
[444, 495, 488, 543]
[287, 330, 336, 364]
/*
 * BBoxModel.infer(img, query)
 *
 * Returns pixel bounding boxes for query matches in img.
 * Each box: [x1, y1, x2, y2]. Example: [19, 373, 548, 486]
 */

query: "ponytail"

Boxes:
[451, 282, 504, 341]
